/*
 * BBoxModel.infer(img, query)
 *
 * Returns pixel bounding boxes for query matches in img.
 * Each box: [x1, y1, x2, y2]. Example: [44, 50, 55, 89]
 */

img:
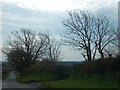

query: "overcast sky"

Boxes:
[1, 0, 119, 61]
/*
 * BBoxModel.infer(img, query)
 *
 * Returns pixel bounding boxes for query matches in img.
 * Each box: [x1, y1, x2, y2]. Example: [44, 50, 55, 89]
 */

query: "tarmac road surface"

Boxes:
[2, 71, 40, 89]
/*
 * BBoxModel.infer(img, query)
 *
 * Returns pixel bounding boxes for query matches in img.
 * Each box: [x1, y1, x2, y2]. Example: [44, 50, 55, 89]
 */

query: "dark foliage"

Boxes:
[53, 65, 72, 80]
[70, 57, 120, 83]
[3, 29, 61, 73]
[73, 57, 120, 75]
[26, 60, 72, 80]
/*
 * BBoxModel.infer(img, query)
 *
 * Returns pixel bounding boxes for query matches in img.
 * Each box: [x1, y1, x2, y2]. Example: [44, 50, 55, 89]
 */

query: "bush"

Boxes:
[27, 60, 56, 73]
[25, 60, 72, 80]
[72, 57, 120, 75]
[53, 65, 72, 80]
[71, 57, 119, 84]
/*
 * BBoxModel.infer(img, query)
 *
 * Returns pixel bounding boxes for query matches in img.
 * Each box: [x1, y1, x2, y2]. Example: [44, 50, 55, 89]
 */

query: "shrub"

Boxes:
[72, 57, 120, 75]
[25, 60, 72, 80]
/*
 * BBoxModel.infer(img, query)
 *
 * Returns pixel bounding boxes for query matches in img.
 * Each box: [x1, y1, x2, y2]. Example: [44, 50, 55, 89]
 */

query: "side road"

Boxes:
[2, 71, 40, 89]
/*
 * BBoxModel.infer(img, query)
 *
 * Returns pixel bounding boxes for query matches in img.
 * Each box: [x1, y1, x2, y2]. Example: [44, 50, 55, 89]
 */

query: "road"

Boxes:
[0, 80, 2, 90]
[2, 71, 40, 89]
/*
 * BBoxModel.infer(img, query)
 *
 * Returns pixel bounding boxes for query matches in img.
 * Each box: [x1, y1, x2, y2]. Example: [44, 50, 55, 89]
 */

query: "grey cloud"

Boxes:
[1, 1, 118, 61]
[97, 6, 118, 27]
[2, 3, 66, 38]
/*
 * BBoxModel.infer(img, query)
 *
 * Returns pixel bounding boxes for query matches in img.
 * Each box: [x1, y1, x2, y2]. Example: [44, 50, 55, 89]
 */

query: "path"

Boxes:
[2, 71, 40, 89]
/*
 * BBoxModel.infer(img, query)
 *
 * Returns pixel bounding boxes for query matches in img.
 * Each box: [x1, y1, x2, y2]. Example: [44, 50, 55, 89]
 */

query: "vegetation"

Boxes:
[16, 73, 54, 83]
[2, 29, 61, 73]
[62, 10, 117, 61]
[2, 10, 120, 89]
[15, 56, 120, 89]
[2, 71, 10, 80]
[43, 76, 118, 88]
[42, 57, 119, 88]
[16, 60, 72, 83]
[2, 62, 13, 79]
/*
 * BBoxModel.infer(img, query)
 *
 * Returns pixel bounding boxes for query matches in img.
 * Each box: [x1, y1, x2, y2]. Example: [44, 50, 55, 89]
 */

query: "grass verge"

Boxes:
[42, 74, 119, 88]
[16, 73, 54, 83]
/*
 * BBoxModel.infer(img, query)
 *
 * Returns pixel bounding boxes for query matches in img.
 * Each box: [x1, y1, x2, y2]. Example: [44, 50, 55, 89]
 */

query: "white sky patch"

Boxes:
[1, 0, 119, 12]
[61, 46, 83, 61]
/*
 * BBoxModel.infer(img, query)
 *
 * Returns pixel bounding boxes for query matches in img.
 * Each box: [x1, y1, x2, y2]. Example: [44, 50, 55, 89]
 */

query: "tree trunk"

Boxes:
[87, 42, 92, 62]
[93, 47, 97, 61]
[98, 45, 104, 59]
[87, 49, 92, 62]
[99, 50, 104, 59]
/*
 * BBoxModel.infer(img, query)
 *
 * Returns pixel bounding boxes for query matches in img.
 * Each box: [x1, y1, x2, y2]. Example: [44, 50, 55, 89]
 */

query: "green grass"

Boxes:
[16, 73, 55, 83]
[16, 71, 119, 88]
[42, 74, 119, 88]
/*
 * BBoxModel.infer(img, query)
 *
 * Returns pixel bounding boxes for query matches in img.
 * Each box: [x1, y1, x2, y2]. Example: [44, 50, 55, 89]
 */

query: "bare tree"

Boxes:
[62, 10, 116, 61]
[94, 15, 116, 59]
[104, 44, 118, 57]
[110, 28, 120, 56]
[3, 29, 49, 72]
[45, 32, 61, 61]
[117, 29, 120, 55]
[62, 10, 96, 61]
[117, 29, 120, 54]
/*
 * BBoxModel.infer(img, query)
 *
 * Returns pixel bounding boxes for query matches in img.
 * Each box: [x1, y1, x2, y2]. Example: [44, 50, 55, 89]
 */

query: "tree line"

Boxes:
[3, 29, 61, 72]
[2, 10, 119, 72]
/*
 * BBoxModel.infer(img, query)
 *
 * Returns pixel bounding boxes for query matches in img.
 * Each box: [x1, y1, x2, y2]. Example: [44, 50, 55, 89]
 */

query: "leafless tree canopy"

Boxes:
[62, 11, 96, 61]
[62, 10, 116, 61]
[3, 29, 61, 71]
[112, 29, 120, 56]
[43, 32, 61, 61]
[94, 15, 116, 59]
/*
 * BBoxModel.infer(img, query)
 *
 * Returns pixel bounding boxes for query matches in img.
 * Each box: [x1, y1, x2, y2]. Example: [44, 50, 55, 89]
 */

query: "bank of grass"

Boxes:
[16, 72, 119, 88]
[42, 74, 119, 88]
[42, 57, 120, 88]
[17, 57, 120, 88]
[16, 73, 55, 83]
